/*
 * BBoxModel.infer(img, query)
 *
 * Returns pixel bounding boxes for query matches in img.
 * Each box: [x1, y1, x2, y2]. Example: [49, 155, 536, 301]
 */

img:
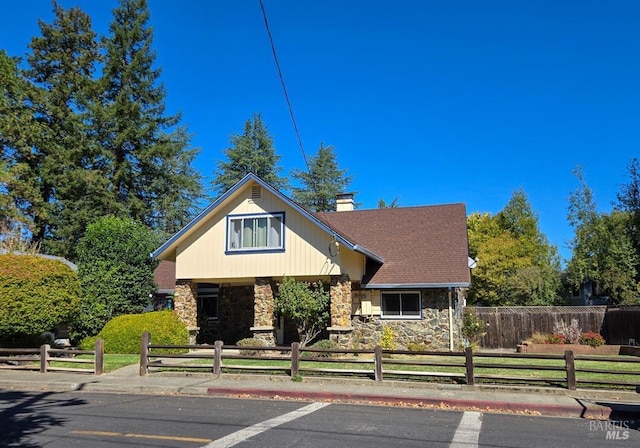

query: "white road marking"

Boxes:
[450, 411, 482, 448]
[204, 402, 330, 448]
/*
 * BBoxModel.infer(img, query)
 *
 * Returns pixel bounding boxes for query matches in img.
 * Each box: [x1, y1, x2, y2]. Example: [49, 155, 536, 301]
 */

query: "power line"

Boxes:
[258, 0, 311, 174]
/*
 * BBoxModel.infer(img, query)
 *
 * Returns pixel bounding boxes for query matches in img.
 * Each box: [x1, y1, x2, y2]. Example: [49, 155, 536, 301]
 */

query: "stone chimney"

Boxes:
[336, 193, 354, 212]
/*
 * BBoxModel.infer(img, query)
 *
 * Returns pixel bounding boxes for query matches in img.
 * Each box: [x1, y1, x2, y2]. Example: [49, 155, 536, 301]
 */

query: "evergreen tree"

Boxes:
[378, 197, 399, 208]
[291, 143, 353, 212]
[20, 2, 102, 258]
[212, 113, 286, 195]
[0, 50, 39, 239]
[567, 167, 640, 304]
[99, 0, 202, 236]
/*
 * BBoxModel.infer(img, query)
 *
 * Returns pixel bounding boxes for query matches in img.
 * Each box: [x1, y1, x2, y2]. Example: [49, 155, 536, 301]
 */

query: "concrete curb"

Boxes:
[205, 386, 587, 417]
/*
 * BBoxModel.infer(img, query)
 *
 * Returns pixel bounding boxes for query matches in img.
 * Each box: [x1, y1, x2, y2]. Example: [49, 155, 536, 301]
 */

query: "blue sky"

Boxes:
[3, 1, 639, 262]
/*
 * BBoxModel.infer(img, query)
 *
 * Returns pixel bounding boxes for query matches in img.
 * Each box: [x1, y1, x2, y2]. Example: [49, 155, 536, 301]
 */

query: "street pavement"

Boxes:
[1, 363, 639, 420]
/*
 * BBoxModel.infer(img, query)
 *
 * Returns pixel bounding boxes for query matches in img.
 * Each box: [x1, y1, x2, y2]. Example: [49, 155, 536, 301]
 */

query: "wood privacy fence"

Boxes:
[139, 333, 640, 391]
[0, 339, 104, 374]
[473, 306, 640, 348]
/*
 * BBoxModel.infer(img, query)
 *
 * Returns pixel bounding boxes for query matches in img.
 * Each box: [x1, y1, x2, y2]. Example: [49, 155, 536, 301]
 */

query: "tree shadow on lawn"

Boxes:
[0, 390, 87, 447]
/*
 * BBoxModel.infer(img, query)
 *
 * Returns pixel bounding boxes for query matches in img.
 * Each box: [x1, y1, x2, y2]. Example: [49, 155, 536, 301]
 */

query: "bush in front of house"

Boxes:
[236, 337, 266, 356]
[302, 339, 338, 358]
[0, 254, 81, 347]
[81, 310, 188, 354]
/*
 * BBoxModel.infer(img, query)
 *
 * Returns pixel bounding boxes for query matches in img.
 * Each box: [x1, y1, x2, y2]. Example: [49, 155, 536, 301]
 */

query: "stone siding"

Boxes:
[173, 280, 198, 344]
[349, 289, 462, 351]
[252, 278, 276, 345]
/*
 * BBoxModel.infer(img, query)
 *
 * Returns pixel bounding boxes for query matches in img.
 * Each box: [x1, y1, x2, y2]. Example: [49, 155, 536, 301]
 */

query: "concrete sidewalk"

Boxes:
[0, 364, 639, 420]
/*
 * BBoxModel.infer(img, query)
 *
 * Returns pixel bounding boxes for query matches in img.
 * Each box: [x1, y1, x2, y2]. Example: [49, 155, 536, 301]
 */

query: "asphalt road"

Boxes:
[0, 391, 638, 448]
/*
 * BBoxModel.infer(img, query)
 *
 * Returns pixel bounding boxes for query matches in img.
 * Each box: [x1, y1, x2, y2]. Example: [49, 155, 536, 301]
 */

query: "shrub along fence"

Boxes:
[0, 339, 104, 374]
[474, 306, 640, 348]
[139, 333, 640, 391]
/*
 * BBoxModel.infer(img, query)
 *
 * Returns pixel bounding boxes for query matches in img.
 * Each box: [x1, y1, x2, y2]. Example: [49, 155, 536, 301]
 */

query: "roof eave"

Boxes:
[362, 282, 470, 289]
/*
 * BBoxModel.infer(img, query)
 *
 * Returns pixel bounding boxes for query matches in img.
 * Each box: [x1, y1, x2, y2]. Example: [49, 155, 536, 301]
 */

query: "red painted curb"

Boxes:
[206, 387, 585, 417]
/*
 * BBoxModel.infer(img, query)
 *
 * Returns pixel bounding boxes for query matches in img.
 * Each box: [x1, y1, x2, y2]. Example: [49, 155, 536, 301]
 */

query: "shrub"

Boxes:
[407, 342, 432, 352]
[0, 254, 81, 346]
[236, 337, 266, 356]
[379, 325, 396, 350]
[302, 339, 338, 358]
[546, 333, 566, 344]
[582, 332, 605, 348]
[552, 318, 582, 344]
[528, 332, 549, 344]
[84, 310, 188, 354]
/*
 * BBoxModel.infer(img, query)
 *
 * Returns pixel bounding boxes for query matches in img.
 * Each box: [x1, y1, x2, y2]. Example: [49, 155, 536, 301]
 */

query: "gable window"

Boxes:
[381, 291, 421, 319]
[227, 212, 284, 252]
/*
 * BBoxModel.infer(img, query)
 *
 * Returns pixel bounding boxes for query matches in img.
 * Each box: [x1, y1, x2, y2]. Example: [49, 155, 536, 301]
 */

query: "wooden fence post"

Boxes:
[374, 345, 383, 381]
[140, 332, 150, 376]
[465, 347, 475, 386]
[564, 350, 576, 390]
[213, 340, 223, 375]
[40, 344, 49, 373]
[94, 339, 104, 375]
[291, 342, 300, 377]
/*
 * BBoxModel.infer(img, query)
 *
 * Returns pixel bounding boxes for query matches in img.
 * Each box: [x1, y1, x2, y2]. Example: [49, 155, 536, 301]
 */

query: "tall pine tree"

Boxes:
[212, 113, 286, 195]
[291, 143, 353, 212]
[99, 0, 202, 236]
[22, 1, 103, 258]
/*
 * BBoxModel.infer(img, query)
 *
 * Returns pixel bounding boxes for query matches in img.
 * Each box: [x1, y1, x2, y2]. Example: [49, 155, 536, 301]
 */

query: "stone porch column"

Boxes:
[251, 277, 276, 345]
[174, 280, 199, 344]
[328, 274, 353, 347]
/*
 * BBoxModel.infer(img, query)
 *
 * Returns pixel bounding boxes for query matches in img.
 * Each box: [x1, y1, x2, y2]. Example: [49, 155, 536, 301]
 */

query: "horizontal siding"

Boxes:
[176, 182, 365, 282]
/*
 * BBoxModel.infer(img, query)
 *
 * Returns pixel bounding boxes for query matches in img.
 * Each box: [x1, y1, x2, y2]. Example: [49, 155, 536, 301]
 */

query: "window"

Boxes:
[381, 291, 421, 319]
[227, 212, 284, 252]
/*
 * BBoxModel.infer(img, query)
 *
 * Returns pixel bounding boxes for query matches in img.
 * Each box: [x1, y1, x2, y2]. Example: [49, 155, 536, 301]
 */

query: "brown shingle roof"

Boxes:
[318, 204, 470, 286]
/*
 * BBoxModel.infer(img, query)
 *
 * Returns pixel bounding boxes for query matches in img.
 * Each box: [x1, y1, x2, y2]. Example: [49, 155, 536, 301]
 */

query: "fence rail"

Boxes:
[0, 339, 104, 374]
[139, 333, 640, 391]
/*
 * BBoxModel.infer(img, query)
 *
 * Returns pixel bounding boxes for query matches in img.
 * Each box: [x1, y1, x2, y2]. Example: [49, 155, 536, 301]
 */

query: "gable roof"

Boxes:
[317, 204, 471, 288]
[152, 173, 383, 263]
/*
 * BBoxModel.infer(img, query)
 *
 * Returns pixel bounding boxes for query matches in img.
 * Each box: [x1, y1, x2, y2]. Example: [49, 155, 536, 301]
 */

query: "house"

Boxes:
[152, 173, 471, 350]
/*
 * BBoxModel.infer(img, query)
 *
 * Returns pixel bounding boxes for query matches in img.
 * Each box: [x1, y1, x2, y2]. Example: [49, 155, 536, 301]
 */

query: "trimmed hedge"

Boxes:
[0, 254, 81, 346]
[83, 310, 189, 354]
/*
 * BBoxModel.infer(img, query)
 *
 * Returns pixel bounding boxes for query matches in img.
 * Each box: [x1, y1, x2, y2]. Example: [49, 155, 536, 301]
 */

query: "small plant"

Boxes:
[236, 337, 266, 356]
[582, 332, 605, 348]
[546, 333, 566, 344]
[528, 332, 549, 344]
[461, 308, 487, 346]
[291, 374, 303, 382]
[552, 318, 582, 344]
[407, 341, 431, 352]
[379, 325, 396, 350]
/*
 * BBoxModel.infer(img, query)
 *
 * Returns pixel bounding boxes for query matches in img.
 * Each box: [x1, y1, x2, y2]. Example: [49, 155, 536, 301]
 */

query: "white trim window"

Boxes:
[381, 291, 421, 319]
[227, 212, 284, 252]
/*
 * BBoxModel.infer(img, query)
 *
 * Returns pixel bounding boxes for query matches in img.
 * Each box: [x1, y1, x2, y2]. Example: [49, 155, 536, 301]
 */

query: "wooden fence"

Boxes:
[139, 333, 640, 391]
[473, 306, 640, 348]
[0, 339, 104, 374]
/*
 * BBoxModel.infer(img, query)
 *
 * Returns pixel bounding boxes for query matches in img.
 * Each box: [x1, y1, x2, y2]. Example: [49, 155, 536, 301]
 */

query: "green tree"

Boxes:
[0, 254, 81, 346]
[212, 113, 286, 195]
[291, 143, 353, 212]
[377, 197, 399, 208]
[566, 168, 639, 304]
[615, 158, 640, 272]
[468, 190, 561, 306]
[22, 1, 104, 259]
[99, 0, 202, 236]
[0, 51, 38, 239]
[275, 277, 330, 346]
[74, 216, 160, 340]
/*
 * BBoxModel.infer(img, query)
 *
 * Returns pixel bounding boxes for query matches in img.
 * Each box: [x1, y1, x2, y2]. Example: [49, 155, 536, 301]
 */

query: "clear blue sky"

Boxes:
[3, 1, 639, 262]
